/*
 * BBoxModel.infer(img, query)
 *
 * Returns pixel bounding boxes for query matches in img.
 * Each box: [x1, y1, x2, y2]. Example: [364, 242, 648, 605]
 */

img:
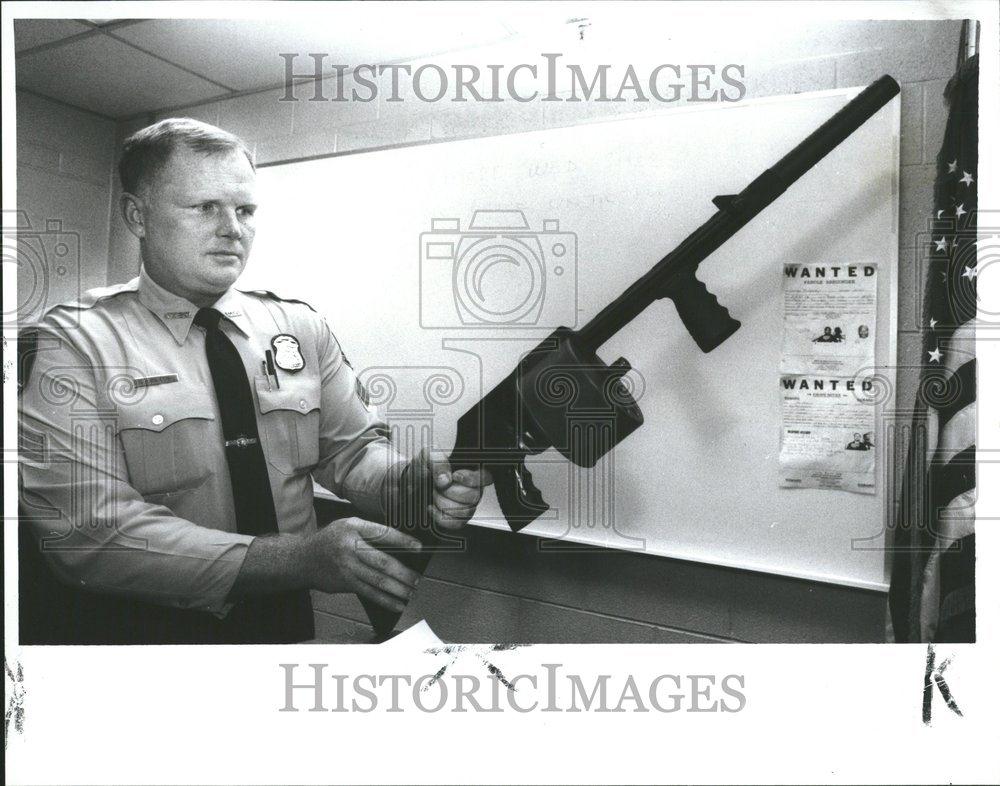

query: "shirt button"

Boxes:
[152, 414, 164, 425]
[299, 400, 307, 410]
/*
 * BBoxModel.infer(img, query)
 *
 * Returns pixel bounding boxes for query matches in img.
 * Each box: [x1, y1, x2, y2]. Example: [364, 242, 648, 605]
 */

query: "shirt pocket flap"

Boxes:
[117, 389, 217, 433]
[116, 387, 217, 496]
[255, 378, 320, 416]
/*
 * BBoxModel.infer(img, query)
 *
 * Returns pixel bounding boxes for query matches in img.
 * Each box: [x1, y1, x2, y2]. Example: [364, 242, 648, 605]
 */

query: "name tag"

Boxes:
[132, 374, 179, 389]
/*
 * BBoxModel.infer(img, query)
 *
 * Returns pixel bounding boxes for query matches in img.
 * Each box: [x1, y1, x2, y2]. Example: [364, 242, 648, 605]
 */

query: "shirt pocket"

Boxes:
[255, 377, 320, 476]
[117, 390, 217, 496]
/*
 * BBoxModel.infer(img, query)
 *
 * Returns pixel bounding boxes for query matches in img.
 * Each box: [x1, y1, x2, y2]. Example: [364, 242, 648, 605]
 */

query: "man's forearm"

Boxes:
[227, 534, 313, 600]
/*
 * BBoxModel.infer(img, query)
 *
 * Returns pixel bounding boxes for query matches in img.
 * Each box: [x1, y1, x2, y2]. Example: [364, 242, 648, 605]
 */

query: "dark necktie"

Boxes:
[194, 307, 278, 536]
[193, 307, 313, 643]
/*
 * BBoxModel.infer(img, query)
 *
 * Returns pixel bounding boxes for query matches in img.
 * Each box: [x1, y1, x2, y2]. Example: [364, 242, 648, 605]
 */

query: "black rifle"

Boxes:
[366, 74, 900, 636]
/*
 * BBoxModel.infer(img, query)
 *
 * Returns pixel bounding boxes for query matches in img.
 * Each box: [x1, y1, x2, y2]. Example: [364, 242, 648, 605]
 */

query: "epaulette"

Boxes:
[42, 280, 138, 317]
[238, 288, 318, 313]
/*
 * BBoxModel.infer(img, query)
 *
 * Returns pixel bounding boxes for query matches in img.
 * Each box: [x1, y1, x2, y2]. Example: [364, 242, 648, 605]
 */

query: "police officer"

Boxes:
[18, 118, 489, 644]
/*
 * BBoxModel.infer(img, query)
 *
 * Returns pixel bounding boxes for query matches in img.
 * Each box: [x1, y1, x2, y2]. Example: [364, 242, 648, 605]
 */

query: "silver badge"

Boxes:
[271, 334, 305, 372]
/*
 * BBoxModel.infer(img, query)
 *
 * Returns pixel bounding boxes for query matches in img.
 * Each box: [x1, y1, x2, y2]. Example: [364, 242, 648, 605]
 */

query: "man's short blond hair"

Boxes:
[118, 117, 255, 194]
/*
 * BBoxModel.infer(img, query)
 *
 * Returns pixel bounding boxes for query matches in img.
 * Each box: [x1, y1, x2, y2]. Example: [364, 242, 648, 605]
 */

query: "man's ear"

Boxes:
[120, 192, 147, 239]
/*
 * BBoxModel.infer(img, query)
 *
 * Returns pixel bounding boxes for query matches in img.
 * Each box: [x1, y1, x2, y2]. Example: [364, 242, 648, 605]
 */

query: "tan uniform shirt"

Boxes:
[19, 267, 405, 614]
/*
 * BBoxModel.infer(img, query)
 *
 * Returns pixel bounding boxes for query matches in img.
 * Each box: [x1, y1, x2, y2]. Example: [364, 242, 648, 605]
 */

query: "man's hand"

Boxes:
[411, 448, 493, 531]
[304, 517, 423, 613]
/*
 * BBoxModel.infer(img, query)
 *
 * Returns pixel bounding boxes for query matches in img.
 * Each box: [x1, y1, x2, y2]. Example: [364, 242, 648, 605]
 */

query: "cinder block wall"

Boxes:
[102, 20, 963, 642]
[15, 91, 118, 324]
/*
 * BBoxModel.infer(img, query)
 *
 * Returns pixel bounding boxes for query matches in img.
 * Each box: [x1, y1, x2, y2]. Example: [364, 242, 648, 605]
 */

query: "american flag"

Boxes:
[889, 55, 978, 643]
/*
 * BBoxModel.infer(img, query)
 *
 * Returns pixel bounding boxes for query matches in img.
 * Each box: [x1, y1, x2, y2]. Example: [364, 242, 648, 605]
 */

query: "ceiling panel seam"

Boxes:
[15, 26, 103, 59]
[99, 29, 241, 93]
[17, 21, 521, 121]
[113, 39, 515, 123]
[14, 19, 147, 59]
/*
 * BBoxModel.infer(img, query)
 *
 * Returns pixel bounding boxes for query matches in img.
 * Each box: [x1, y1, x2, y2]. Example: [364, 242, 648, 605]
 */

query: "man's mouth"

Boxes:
[208, 251, 241, 261]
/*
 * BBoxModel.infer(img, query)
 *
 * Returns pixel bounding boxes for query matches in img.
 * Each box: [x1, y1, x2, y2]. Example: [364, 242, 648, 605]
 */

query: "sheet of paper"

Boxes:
[381, 619, 444, 648]
[778, 261, 879, 494]
[781, 262, 877, 376]
[778, 375, 877, 494]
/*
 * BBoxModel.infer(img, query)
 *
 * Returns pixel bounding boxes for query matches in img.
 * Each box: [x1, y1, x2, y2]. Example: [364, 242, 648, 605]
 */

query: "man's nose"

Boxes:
[216, 208, 242, 239]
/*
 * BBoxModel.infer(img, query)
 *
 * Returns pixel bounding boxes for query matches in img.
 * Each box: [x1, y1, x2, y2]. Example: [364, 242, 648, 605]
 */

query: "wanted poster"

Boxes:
[778, 375, 877, 494]
[781, 262, 878, 376]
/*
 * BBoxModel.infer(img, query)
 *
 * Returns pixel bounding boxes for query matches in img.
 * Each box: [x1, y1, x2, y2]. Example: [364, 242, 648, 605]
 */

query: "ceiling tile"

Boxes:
[112, 13, 513, 92]
[13, 19, 92, 52]
[15, 32, 230, 117]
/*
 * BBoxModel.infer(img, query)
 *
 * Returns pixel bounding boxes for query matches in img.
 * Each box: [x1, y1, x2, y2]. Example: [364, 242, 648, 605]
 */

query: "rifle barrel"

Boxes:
[576, 74, 900, 354]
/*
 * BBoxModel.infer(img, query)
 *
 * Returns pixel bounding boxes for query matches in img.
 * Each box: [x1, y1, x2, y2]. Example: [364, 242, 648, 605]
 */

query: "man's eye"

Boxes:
[196, 203, 217, 213]
[237, 206, 257, 218]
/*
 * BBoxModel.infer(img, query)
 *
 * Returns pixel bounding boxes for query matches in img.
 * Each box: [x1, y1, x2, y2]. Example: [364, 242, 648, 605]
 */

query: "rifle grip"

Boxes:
[357, 542, 431, 641]
[494, 462, 550, 533]
[667, 273, 741, 353]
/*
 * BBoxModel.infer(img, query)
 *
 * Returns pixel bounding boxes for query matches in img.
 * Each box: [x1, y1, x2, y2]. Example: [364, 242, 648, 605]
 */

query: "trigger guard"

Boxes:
[513, 462, 546, 509]
[494, 463, 550, 532]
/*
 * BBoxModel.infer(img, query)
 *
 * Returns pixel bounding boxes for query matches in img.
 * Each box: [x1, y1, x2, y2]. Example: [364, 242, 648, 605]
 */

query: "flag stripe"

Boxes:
[936, 535, 976, 641]
[935, 402, 976, 464]
[941, 321, 976, 374]
[932, 445, 976, 507]
[938, 488, 976, 543]
[936, 359, 976, 429]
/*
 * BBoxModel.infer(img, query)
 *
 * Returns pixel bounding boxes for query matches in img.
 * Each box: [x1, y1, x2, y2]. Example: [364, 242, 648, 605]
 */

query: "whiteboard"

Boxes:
[244, 86, 900, 591]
